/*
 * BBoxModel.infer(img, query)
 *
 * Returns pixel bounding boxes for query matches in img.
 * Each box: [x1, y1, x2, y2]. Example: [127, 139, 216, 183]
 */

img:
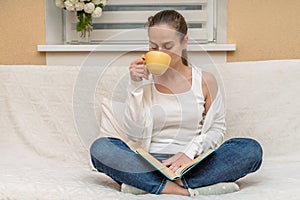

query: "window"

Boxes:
[63, 0, 216, 44]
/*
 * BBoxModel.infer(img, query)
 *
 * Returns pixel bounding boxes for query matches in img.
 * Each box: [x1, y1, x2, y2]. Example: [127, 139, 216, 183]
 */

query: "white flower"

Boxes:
[75, 2, 85, 11]
[84, 2, 95, 14]
[91, 0, 107, 6]
[55, 0, 65, 8]
[64, 1, 75, 11]
[69, 0, 79, 4]
[94, 0, 108, 6]
[92, 0, 101, 4]
[92, 7, 102, 17]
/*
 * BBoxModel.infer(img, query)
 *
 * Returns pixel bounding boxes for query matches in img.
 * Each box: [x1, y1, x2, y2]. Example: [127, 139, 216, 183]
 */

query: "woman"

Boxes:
[90, 10, 263, 196]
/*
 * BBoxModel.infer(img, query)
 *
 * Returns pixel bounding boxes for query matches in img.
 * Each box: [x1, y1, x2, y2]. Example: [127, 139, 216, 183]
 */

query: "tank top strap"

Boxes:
[191, 66, 204, 99]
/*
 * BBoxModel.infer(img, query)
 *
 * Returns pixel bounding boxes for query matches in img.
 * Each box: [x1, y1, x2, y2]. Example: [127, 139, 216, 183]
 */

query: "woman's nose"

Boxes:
[151, 47, 168, 53]
[158, 48, 168, 53]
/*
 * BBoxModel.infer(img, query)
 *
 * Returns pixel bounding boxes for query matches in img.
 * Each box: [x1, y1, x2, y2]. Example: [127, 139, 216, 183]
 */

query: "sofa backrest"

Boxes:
[1, 59, 299, 159]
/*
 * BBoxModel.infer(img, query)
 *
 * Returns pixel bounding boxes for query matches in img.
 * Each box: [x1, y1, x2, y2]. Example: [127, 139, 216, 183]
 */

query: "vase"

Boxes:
[77, 30, 91, 44]
[76, 12, 93, 44]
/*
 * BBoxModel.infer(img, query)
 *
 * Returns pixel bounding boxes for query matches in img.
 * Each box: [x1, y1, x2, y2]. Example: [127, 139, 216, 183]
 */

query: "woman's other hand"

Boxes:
[129, 57, 149, 82]
[162, 152, 192, 173]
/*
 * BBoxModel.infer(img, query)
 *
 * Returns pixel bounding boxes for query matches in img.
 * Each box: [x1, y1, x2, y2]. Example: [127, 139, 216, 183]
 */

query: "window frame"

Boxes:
[62, 0, 218, 44]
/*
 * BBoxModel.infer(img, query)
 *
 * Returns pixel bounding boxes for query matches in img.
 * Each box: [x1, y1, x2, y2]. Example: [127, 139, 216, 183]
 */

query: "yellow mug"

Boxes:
[142, 51, 171, 76]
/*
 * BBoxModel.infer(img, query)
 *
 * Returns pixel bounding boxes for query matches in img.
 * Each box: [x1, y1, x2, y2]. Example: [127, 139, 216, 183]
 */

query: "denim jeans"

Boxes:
[90, 137, 263, 194]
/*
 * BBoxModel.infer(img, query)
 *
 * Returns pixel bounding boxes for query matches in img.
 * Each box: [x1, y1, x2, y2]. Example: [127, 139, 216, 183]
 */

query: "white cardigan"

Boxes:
[122, 70, 226, 159]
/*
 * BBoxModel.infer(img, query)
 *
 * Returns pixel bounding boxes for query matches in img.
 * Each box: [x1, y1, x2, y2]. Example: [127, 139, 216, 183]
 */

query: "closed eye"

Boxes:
[164, 45, 173, 50]
[149, 41, 174, 51]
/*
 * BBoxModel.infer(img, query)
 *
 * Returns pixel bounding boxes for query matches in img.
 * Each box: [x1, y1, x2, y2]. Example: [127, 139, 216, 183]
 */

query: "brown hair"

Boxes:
[147, 10, 188, 66]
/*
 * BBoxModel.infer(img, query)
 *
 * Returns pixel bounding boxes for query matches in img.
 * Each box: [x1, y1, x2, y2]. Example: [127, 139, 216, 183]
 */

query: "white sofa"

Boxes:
[1, 59, 300, 200]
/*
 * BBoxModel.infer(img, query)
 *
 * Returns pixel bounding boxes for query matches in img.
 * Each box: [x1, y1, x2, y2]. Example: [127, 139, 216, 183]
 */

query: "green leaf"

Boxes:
[95, 4, 104, 8]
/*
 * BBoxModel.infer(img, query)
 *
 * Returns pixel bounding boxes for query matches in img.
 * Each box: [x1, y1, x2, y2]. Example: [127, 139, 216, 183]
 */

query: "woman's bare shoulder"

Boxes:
[201, 71, 218, 100]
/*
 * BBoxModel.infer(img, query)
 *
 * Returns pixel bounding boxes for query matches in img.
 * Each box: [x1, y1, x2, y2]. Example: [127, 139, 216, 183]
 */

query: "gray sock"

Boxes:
[188, 182, 240, 196]
[121, 184, 147, 195]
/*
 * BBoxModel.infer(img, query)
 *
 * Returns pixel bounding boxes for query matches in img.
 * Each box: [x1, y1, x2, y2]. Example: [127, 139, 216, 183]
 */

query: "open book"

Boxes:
[136, 148, 215, 180]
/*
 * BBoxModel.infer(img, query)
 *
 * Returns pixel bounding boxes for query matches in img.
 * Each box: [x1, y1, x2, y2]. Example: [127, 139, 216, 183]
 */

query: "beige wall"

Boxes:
[227, 0, 300, 62]
[0, 1, 299, 64]
[0, 1, 46, 65]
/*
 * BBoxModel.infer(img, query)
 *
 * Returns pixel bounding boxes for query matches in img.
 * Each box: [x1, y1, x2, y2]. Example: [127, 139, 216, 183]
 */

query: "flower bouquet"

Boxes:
[56, 0, 108, 42]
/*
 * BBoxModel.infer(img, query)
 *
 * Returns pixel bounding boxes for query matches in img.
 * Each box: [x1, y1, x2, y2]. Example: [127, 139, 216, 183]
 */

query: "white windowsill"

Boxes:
[38, 43, 236, 52]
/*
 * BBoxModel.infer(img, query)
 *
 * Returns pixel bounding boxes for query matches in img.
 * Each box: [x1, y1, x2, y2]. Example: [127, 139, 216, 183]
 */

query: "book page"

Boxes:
[136, 148, 178, 179]
[136, 148, 215, 180]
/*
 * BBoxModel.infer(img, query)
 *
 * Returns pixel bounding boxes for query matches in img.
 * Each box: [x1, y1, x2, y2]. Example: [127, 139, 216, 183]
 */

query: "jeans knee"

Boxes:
[229, 138, 263, 159]
[90, 137, 111, 159]
[226, 137, 263, 171]
[244, 138, 263, 171]
[248, 138, 263, 157]
[90, 137, 126, 159]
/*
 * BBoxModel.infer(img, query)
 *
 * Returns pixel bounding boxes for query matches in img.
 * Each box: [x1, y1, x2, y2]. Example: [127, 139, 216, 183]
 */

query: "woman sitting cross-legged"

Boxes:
[90, 10, 263, 196]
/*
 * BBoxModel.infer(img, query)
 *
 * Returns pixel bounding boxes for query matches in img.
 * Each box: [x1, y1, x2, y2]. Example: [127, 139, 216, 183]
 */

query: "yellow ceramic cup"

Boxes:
[144, 51, 171, 76]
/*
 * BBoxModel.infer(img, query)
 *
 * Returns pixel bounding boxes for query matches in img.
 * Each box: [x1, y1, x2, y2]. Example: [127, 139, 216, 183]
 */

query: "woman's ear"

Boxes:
[183, 35, 188, 49]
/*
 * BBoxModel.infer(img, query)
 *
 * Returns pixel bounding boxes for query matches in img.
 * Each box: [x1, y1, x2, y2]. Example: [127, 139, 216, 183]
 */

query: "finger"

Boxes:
[130, 59, 142, 65]
[131, 70, 144, 77]
[162, 159, 172, 166]
[132, 71, 144, 79]
[130, 65, 146, 73]
[130, 67, 145, 75]
[130, 74, 143, 82]
[136, 66, 146, 72]
[132, 67, 146, 74]
[169, 163, 180, 173]
[130, 65, 149, 79]
[130, 64, 143, 70]
[131, 58, 146, 66]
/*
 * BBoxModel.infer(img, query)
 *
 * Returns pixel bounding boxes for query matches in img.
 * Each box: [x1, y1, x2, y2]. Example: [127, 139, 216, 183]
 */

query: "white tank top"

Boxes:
[149, 67, 205, 154]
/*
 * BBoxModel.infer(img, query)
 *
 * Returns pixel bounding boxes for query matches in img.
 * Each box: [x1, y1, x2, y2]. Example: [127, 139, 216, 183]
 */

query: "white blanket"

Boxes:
[1, 60, 300, 199]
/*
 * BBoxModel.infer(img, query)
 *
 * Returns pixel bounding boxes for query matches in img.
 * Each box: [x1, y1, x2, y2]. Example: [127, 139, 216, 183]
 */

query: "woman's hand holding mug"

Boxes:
[129, 56, 149, 82]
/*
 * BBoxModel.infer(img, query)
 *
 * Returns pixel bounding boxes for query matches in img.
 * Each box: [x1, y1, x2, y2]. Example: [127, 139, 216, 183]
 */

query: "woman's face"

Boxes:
[148, 24, 187, 67]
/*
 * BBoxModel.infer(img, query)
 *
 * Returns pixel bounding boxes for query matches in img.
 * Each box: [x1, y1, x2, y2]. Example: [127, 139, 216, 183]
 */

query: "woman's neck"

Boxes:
[160, 63, 189, 80]
[153, 63, 192, 94]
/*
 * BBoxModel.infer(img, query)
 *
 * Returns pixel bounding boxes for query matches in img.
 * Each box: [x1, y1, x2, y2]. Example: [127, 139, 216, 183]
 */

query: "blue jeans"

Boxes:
[90, 137, 263, 194]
